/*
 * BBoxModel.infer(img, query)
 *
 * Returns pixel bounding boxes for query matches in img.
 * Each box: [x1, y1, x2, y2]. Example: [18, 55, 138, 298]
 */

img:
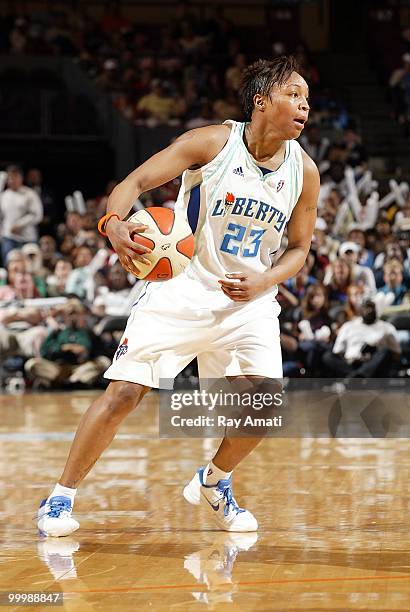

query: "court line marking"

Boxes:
[61, 574, 410, 593]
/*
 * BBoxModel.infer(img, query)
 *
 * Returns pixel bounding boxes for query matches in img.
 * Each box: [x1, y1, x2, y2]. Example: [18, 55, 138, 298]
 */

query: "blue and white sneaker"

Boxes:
[37, 496, 79, 537]
[183, 467, 258, 532]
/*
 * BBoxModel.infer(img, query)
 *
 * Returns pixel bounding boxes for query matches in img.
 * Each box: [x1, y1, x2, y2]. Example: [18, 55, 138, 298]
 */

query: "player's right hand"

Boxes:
[106, 218, 152, 275]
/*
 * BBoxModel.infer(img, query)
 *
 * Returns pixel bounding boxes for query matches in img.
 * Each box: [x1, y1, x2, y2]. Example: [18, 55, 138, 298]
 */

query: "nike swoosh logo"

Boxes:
[205, 499, 220, 511]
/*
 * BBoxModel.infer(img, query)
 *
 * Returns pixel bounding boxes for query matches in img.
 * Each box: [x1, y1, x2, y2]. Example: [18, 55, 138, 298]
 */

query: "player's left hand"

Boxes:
[218, 272, 270, 302]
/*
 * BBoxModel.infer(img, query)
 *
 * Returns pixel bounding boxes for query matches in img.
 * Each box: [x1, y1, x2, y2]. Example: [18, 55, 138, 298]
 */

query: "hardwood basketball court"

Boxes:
[0, 391, 409, 610]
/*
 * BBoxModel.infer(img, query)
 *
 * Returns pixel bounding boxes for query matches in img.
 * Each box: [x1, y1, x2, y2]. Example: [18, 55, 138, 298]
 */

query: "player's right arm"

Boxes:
[104, 125, 231, 274]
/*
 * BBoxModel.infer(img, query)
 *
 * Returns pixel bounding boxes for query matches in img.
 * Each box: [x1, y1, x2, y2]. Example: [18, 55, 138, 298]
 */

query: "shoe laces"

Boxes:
[219, 482, 245, 517]
[47, 497, 72, 519]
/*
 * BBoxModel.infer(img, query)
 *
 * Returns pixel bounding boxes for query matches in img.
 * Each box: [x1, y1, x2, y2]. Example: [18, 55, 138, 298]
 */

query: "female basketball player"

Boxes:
[38, 56, 319, 535]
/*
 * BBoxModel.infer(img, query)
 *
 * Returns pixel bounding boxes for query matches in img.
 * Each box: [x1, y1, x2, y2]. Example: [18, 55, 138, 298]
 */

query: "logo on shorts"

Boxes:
[276, 180, 285, 192]
[115, 338, 128, 360]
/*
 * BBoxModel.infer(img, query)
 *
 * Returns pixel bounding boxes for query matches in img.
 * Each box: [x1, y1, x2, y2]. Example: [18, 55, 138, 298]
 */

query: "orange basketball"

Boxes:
[128, 207, 194, 281]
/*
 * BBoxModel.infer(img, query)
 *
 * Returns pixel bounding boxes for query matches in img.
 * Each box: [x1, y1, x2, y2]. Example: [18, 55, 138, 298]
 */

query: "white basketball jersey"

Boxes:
[174, 120, 304, 298]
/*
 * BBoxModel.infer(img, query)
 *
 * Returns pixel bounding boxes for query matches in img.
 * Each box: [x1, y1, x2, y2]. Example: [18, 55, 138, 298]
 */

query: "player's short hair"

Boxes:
[239, 55, 300, 121]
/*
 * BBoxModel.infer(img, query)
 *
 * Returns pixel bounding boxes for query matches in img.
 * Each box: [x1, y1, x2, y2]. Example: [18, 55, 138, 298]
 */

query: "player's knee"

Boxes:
[103, 381, 149, 421]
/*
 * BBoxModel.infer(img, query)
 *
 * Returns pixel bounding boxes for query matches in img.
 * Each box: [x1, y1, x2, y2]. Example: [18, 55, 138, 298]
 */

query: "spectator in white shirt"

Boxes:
[322, 299, 401, 377]
[0, 165, 43, 265]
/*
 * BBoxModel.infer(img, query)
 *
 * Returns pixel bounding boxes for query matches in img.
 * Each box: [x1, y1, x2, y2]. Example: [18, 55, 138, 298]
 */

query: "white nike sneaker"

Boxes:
[37, 496, 80, 537]
[183, 467, 258, 532]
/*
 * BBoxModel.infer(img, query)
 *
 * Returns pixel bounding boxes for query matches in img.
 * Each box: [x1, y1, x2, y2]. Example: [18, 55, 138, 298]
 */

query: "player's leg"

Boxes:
[38, 380, 150, 537]
[211, 433, 263, 472]
[59, 380, 150, 487]
[38, 274, 206, 537]
[184, 308, 282, 532]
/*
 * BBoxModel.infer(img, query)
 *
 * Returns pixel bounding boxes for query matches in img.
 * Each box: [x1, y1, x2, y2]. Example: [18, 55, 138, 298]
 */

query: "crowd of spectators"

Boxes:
[0, 2, 409, 390]
[0, 151, 409, 391]
[0, 2, 346, 131]
[367, 5, 410, 135]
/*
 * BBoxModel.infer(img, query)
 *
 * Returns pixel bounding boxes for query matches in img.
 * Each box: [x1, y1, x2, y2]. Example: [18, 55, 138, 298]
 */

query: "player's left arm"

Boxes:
[220, 151, 320, 301]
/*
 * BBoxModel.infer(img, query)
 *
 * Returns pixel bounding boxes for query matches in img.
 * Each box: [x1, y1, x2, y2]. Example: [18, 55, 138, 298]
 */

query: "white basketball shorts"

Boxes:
[104, 272, 283, 389]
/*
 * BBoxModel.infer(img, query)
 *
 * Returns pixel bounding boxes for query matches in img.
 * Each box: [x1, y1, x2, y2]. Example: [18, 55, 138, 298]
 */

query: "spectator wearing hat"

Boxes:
[22, 243, 48, 279]
[335, 241, 376, 295]
[322, 299, 401, 377]
[347, 226, 375, 268]
[0, 165, 43, 265]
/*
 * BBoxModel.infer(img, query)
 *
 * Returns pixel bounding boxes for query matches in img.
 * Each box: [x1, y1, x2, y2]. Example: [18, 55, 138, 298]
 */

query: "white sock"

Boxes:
[49, 483, 77, 503]
[203, 461, 232, 486]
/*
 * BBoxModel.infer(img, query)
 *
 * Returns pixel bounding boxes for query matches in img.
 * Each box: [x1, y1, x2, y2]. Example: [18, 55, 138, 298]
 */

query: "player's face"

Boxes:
[267, 71, 310, 139]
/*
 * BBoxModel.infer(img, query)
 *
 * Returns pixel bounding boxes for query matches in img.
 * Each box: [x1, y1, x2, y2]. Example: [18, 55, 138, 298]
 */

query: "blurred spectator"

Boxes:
[95, 58, 121, 92]
[25, 168, 56, 234]
[373, 241, 409, 278]
[93, 261, 142, 317]
[178, 22, 204, 57]
[336, 241, 376, 295]
[39, 235, 61, 272]
[136, 80, 184, 126]
[46, 259, 73, 297]
[0, 324, 47, 362]
[393, 197, 410, 232]
[343, 284, 366, 321]
[22, 243, 48, 281]
[296, 284, 332, 333]
[0, 251, 48, 300]
[65, 245, 108, 301]
[185, 100, 219, 129]
[100, 1, 130, 34]
[0, 165, 43, 265]
[347, 226, 375, 268]
[213, 88, 242, 121]
[9, 18, 27, 54]
[295, 284, 332, 375]
[300, 124, 330, 167]
[284, 261, 317, 301]
[322, 299, 401, 377]
[225, 53, 247, 91]
[324, 258, 352, 304]
[343, 124, 368, 169]
[24, 299, 110, 388]
[389, 53, 410, 128]
[377, 259, 409, 306]
[0, 268, 40, 301]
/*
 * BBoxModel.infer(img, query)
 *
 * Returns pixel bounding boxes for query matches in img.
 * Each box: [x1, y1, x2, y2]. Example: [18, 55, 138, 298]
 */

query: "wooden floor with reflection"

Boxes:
[1, 391, 409, 611]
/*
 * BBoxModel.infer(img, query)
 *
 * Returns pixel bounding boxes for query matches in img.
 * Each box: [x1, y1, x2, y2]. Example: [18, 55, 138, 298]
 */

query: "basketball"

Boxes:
[128, 207, 194, 281]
